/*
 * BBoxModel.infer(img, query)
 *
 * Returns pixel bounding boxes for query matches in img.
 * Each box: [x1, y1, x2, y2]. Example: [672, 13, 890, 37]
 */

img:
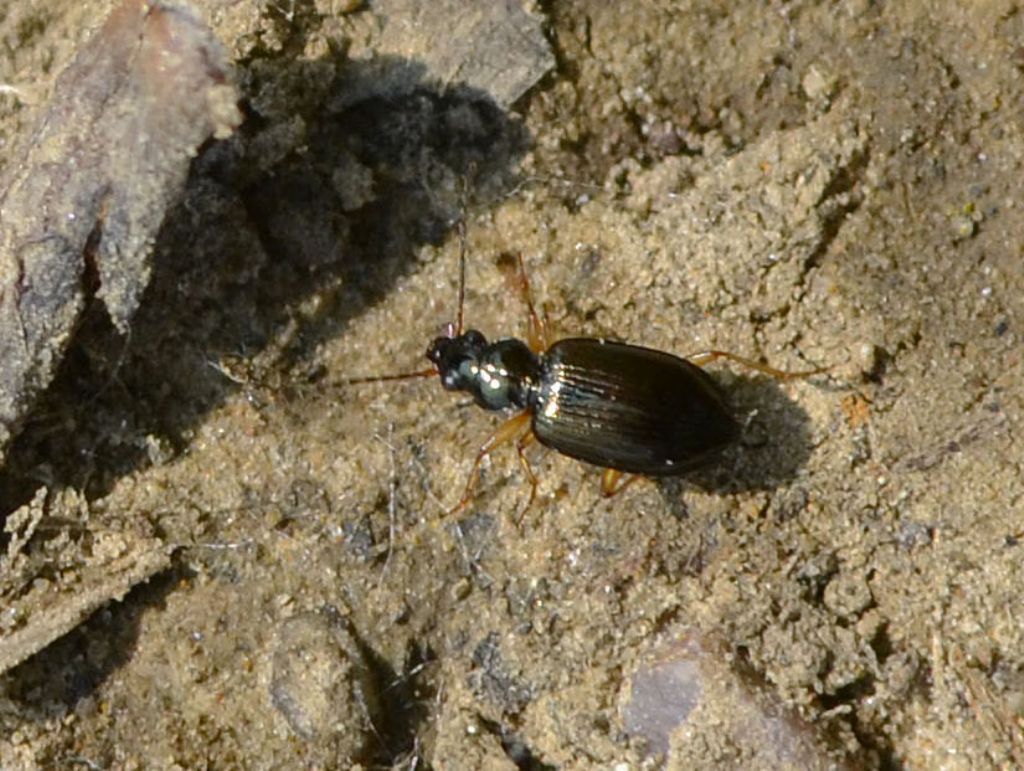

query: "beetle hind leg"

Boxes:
[600, 468, 642, 497]
[686, 350, 827, 380]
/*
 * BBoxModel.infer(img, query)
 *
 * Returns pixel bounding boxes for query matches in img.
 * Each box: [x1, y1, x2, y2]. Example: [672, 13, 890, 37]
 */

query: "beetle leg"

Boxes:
[513, 431, 540, 524]
[449, 411, 533, 517]
[600, 468, 642, 497]
[512, 252, 551, 353]
[539, 301, 554, 350]
[686, 350, 827, 381]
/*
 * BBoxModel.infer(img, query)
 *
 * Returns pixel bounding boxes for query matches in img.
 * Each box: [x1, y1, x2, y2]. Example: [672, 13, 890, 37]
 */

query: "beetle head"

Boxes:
[426, 329, 488, 392]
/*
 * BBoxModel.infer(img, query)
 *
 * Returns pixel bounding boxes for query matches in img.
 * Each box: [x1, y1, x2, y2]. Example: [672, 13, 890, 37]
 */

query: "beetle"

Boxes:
[351, 240, 823, 515]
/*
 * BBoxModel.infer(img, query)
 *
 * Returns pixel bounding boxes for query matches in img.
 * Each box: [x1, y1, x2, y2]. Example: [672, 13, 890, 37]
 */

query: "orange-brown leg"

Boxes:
[450, 411, 533, 517]
[686, 350, 827, 380]
[538, 300, 554, 349]
[600, 468, 643, 497]
[513, 430, 540, 523]
[512, 252, 552, 352]
[497, 252, 557, 353]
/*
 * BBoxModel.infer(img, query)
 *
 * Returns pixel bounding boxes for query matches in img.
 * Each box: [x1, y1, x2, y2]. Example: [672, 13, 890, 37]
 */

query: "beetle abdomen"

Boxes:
[531, 338, 740, 475]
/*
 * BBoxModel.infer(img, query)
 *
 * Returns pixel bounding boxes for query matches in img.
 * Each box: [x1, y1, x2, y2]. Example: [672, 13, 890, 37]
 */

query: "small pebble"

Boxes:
[621, 627, 846, 767]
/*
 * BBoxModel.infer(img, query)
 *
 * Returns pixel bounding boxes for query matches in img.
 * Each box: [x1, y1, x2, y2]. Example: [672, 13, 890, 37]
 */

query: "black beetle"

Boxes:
[351, 248, 823, 514]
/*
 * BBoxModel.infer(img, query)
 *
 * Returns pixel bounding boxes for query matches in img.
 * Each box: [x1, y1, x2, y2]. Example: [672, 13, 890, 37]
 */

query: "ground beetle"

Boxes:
[351, 238, 823, 515]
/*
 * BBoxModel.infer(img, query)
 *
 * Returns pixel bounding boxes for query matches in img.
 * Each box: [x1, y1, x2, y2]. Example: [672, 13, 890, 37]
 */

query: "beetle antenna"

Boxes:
[455, 215, 467, 336]
[453, 165, 476, 337]
[345, 177, 473, 386]
[344, 367, 437, 385]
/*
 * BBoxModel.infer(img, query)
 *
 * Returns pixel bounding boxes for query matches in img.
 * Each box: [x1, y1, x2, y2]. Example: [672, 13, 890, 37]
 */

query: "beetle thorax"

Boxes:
[426, 330, 540, 411]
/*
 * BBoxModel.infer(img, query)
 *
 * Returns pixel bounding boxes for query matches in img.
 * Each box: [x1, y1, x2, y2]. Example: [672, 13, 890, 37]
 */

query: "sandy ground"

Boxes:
[1, 1, 1023, 768]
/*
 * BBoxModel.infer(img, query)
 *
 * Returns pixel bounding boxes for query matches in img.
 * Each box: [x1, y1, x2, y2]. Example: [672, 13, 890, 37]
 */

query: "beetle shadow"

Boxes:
[655, 372, 821, 510]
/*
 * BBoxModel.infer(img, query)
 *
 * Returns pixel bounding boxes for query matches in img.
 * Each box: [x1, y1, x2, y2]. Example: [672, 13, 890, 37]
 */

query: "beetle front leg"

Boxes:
[499, 252, 552, 353]
[449, 411, 533, 517]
